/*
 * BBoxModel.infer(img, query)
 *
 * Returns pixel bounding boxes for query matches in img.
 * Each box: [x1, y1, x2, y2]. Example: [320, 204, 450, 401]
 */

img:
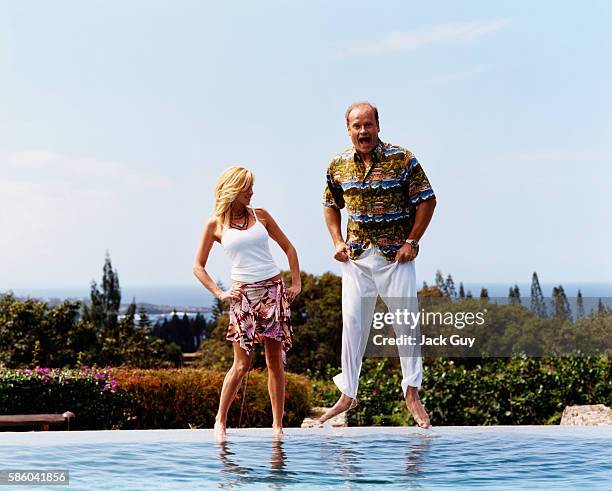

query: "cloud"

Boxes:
[424, 65, 489, 84]
[0, 178, 120, 250]
[0, 150, 173, 277]
[341, 19, 510, 57]
[443, 148, 612, 194]
[4, 149, 172, 189]
[497, 149, 611, 164]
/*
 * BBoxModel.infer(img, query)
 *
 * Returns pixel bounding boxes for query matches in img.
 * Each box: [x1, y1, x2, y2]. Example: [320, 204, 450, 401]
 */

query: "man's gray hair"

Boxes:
[345, 101, 379, 127]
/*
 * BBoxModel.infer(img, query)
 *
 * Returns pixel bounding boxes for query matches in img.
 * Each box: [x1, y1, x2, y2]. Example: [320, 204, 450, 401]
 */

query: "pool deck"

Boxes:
[0, 425, 610, 445]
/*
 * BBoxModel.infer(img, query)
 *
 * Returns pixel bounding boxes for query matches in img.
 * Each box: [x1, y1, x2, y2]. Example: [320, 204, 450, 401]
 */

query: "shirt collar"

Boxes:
[353, 139, 384, 163]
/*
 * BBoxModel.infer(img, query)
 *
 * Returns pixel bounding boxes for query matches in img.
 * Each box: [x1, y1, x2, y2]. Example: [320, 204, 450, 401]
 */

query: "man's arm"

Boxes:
[395, 198, 437, 262]
[407, 198, 436, 242]
[324, 206, 350, 262]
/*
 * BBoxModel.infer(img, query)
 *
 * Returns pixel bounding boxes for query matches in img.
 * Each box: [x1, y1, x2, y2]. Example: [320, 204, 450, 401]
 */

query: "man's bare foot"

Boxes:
[214, 420, 227, 442]
[318, 394, 358, 425]
[405, 387, 431, 428]
[273, 425, 284, 440]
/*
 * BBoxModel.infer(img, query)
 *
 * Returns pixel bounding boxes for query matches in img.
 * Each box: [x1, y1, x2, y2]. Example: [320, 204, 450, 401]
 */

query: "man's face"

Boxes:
[347, 105, 380, 156]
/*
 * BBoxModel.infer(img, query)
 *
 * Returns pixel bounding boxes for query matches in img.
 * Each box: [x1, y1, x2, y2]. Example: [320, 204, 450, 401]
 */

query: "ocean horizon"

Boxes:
[2, 282, 611, 309]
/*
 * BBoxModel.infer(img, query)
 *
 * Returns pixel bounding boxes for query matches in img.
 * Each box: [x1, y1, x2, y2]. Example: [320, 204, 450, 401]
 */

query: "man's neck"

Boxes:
[357, 151, 372, 165]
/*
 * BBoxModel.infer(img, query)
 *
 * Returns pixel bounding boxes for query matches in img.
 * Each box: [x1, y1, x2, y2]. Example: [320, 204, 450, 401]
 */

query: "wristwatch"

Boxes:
[405, 239, 419, 249]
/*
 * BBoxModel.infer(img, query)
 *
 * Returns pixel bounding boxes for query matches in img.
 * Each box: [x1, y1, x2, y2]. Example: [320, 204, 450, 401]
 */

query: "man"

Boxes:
[319, 101, 436, 428]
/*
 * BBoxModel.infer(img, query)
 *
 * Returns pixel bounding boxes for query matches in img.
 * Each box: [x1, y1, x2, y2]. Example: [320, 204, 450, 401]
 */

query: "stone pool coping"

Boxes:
[0, 425, 610, 445]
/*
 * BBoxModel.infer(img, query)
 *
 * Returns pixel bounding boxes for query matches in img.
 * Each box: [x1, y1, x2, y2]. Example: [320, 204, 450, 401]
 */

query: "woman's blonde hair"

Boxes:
[214, 166, 254, 230]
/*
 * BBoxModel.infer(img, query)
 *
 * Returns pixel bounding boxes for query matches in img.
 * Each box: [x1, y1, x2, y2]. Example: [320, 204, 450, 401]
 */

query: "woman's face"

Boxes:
[234, 183, 253, 207]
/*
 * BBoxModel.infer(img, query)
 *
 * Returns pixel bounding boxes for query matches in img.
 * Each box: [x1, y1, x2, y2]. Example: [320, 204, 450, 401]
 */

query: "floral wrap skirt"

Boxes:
[227, 277, 293, 364]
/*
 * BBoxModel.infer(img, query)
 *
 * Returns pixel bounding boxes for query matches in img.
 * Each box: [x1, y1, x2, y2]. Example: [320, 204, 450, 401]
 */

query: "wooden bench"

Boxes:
[182, 352, 203, 366]
[0, 411, 75, 431]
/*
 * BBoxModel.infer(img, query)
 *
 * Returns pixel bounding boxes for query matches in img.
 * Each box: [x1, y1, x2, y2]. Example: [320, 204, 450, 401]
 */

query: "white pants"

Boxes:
[333, 246, 422, 399]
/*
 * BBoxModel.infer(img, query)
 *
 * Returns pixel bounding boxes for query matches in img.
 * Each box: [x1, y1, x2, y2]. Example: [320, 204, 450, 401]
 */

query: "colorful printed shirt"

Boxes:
[322, 140, 436, 261]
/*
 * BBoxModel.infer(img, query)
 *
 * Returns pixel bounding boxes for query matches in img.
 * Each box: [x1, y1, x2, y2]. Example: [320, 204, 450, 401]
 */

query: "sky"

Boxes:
[1, 0, 611, 292]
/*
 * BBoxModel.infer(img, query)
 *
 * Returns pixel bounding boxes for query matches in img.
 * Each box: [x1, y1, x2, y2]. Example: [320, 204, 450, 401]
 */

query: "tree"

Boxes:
[459, 282, 465, 299]
[102, 251, 121, 324]
[434, 270, 451, 299]
[597, 298, 607, 316]
[77, 252, 179, 367]
[0, 292, 178, 369]
[576, 290, 585, 319]
[552, 285, 571, 320]
[151, 310, 210, 353]
[445, 275, 456, 300]
[137, 306, 151, 328]
[82, 251, 122, 335]
[466, 290, 473, 299]
[211, 280, 228, 322]
[193, 312, 212, 344]
[530, 272, 547, 318]
[509, 285, 521, 305]
[513, 285, 521, 305]
[125, 297, 137, 323]
[480, 288, 489, 301]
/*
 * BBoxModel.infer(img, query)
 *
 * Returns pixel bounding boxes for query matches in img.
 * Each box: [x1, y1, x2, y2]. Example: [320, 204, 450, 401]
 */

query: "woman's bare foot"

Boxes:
[214, 420, 227, 442]
[405, 387, 431, 428]
[318, 394, 358, 425]
[272, 425, 284, 440]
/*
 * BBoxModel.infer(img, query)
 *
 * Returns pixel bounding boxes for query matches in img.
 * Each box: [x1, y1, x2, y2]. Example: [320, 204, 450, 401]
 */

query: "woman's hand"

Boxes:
[285, 284, 301, 304]
[218, 287, 242, 302]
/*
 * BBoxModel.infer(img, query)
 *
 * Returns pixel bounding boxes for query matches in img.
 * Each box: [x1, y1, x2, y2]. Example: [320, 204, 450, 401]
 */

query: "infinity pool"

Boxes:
[0, 426, 610, 490]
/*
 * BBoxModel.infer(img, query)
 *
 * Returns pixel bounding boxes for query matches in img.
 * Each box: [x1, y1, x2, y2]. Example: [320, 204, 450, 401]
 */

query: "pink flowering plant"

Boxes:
[0, 364, 134, 430]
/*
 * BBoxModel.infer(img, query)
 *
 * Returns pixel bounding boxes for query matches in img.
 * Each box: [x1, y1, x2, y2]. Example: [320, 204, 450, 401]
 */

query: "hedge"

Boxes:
[113, 367, 311, 429]
[0, 366, 312, 430]
[310, 357, 611, 426]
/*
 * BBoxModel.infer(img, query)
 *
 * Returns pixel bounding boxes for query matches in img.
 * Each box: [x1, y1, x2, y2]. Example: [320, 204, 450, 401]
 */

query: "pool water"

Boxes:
[0, 426, 610, 490]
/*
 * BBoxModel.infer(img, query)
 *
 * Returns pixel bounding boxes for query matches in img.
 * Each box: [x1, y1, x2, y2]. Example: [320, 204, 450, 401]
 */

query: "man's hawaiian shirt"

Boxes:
[322, 140, 436, 261]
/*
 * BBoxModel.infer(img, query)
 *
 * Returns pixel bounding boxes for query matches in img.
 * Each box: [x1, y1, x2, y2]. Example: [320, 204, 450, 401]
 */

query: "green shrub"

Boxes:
[0, 293, 179, 369]
[326, 356, 612, 426]
[307, 365, 341, 408]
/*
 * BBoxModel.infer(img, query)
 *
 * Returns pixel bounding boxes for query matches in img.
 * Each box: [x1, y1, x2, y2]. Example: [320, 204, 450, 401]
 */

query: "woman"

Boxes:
[192, 166, 301, 441]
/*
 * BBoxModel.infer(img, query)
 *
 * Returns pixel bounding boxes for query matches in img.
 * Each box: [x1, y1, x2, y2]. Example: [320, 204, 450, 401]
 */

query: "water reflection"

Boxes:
[215, 432, 433, 488]
[403, 435, 431, 489]
[216, 438, 289, 489]
[217, 441, 251, 488]
[270, 438, 287, 473]
[332, 441, 365, 480]
[319, 432, 432, 486]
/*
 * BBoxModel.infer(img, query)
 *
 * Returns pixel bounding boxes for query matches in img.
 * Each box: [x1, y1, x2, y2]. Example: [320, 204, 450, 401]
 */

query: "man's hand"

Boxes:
[394, 243, 419, 262]
[334, 241, 350, 262]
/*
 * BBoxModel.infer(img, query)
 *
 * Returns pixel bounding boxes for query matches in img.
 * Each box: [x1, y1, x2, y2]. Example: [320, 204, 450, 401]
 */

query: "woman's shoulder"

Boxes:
[253, 207, 275, 223]
[205, 216, 218, 229]
[254, 207, 269, 217]
[204, 216, 223, 239]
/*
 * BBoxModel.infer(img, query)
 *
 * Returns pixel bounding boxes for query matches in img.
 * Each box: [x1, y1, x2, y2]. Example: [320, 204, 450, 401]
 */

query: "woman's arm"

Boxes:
[256, 208, 301, 300]
[192, 218, 240, 301]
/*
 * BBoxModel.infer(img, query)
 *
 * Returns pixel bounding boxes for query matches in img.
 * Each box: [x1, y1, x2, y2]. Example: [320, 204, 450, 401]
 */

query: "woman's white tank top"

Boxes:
[220, 207, 281, 283]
